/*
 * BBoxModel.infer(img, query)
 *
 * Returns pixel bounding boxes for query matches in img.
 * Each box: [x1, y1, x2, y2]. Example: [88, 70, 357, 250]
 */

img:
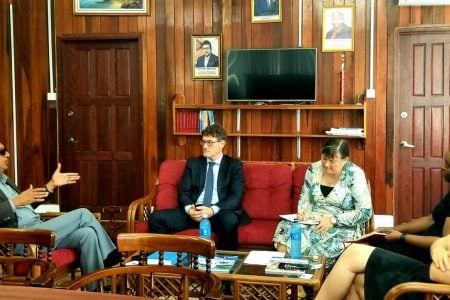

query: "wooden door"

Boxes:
[394, 28, 450, 224]
[57, 36, 144, 221]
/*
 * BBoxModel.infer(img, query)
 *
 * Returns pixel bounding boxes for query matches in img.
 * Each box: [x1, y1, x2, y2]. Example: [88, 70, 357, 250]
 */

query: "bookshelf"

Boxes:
[172, 94, 366, 158]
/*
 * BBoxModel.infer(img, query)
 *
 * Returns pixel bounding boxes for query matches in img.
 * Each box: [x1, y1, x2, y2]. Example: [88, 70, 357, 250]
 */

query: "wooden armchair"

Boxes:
[37, 211, 102, 283]
[384, 282, 450, 299]
[0, 228, 56, 287]
[67, 233, 223, 299]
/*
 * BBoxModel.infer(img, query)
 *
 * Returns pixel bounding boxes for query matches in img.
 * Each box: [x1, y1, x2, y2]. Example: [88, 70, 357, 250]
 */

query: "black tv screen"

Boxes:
[226, 48, 317, 102]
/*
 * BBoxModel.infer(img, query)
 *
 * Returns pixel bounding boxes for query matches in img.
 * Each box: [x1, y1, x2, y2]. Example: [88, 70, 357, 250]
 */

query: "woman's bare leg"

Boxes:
[429, 261, 450, 284]
[344, 274, 365, 300]
[315, 244, 375, 300]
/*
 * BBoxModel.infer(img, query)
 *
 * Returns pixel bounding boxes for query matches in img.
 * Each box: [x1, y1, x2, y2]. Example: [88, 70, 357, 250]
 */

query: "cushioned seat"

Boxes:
[127, 160, 310, 249]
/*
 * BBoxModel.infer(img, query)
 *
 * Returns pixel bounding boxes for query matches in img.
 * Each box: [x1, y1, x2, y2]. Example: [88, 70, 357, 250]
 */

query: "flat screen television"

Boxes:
[226, 48, 317, 102]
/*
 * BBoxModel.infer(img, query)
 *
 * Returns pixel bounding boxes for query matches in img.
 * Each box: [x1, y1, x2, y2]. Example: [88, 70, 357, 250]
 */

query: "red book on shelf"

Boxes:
[193, 112, 199, 133]
[176, 111, 182, 132]
[181, 112, 187, 133]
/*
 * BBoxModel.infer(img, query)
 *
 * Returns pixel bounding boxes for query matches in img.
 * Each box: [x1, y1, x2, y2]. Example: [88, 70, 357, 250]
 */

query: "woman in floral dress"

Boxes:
[272, 138, 373, 268]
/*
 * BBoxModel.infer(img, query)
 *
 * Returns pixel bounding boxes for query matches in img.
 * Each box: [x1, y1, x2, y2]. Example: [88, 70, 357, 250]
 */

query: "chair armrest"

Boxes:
[126, 191, 156, 233]
[384, 282, 450, 300]
[40, 211, 101, 221]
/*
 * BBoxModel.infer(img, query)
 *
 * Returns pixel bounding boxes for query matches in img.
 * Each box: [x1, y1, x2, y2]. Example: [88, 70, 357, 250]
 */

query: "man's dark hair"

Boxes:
[202, 124, 227, 141]
[321, 138, 349, 159]
[201, 40, 212, 51]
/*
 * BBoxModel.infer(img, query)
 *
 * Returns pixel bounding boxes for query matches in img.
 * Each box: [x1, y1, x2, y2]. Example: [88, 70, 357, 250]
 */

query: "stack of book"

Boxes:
[198, 110, 215, 132]
[175, 110, 215, 133]
[175, 111, 199, 133]
[325, 127, 364, 137]
[264, 257, 310, 276]
[198, 254, 238, 273]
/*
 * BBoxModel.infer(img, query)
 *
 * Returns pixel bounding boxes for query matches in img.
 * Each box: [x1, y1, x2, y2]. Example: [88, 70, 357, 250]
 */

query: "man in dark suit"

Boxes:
[195, 40, 219, 68]
[148, 124, 249, 250]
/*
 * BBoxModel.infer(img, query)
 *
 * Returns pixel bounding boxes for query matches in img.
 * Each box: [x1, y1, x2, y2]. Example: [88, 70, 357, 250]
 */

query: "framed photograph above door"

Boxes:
[251, 0, 282, 23]
[74, 0, 149, 15]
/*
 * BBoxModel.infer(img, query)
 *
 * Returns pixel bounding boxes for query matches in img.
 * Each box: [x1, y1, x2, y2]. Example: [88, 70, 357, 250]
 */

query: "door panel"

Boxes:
[58, 37, 143, 220]
[394, 28, 450, 224]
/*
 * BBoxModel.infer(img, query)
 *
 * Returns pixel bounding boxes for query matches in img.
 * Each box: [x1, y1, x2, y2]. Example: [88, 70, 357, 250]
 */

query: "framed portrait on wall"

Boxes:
[322, 6, 354, 52]
[251, 0, 282, 23]
[192, 34, 222, 80]
[74, 0, 149, 15]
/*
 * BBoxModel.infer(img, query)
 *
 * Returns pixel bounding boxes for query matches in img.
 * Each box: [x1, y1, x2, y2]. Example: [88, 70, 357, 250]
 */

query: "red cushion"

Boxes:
[52, 248, 78, 267]
[242, 163, 293, 220]
[238, 220, 279, 246]
[135, 221, 150, 233]
[14, 248, 78, 275]
[155, 160, 186, 211]
[292, 164, 309, 212]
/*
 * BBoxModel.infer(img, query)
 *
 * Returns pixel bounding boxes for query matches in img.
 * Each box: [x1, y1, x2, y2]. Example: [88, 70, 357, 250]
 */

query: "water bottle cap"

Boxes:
[202, 214, 208, 218]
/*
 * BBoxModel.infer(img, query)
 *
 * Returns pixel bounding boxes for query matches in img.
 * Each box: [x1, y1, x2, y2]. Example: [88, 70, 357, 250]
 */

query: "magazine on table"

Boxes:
[198, 254, 239, 273]
[265, 257, 310, 276]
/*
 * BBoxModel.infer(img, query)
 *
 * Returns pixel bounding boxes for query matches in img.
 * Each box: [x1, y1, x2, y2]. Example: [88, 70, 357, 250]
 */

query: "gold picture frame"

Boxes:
[192, 34, 222, 80]
[74, 0, 149, 15]
[322, 6, 354, 52]
[251, 0, 282, 23]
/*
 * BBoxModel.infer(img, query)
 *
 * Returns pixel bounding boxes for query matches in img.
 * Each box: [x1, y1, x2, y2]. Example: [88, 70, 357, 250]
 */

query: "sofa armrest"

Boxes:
[384, 282, 450, 300]
[127, 187, 157, 233]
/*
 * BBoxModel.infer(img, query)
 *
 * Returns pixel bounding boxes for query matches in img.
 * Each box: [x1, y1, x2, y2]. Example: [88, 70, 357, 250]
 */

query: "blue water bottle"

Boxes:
[290, 219, 302, 259]
[199, 214, 211, 239]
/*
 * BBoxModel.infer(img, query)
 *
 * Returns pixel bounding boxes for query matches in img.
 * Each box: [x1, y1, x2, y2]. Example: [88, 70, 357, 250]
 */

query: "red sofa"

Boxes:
[127, 160, 309, 249]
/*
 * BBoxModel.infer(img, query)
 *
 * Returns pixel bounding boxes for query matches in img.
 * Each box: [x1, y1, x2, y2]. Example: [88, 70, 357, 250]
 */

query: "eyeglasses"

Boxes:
[0, 147, 6, 156]
[200, 140, 220, 147]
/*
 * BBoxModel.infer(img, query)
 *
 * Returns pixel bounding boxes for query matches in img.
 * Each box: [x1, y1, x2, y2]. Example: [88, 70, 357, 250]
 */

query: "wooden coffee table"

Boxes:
[125, 249, 325, 299]
[214, 250, 326, 300]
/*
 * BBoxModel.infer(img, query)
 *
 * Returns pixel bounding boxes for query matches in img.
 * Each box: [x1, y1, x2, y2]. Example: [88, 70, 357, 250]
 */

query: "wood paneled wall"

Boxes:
[1, 0, 450, 215]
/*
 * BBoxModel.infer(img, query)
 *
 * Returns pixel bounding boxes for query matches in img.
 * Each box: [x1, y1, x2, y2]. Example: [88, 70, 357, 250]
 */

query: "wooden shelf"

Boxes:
[174, 103, 365, 110]
[172, 94, 366, 157]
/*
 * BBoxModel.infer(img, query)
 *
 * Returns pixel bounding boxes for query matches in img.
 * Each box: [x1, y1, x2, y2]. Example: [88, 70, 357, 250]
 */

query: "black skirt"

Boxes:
[364, 247, 431, 300]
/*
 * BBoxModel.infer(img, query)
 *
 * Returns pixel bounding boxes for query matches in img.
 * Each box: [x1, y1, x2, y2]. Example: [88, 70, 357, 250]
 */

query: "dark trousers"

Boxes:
[148, 208, 240, 250]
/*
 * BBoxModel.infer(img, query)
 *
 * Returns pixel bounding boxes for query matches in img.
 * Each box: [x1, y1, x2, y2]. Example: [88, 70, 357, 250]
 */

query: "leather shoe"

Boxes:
[103, 249, 122, 268]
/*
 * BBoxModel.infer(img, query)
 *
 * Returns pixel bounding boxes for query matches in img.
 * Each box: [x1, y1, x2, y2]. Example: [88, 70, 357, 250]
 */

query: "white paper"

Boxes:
[34, 204, 60, 213]
[244, 250, 285, 265]
[373, 214, 394, 228]
[279, 214, 319, 225]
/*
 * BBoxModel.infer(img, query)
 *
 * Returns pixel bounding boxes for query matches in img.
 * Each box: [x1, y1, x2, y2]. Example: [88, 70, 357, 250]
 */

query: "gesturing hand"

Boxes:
[47, 163, 80, 192]
[12, 185, 48, 207]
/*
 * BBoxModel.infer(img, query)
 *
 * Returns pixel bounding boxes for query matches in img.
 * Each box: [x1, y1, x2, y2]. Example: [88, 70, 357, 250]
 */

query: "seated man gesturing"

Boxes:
[0, 142, 117, 285]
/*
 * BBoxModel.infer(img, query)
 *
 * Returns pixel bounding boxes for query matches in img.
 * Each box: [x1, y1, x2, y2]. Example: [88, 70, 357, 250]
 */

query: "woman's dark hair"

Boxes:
[202, 124, 227, 141]
[321, 139, 349, 159]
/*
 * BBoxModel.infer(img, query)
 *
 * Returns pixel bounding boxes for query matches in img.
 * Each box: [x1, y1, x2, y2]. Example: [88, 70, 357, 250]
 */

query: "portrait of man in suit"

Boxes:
[322, 6, 354, 52]
[192, 35, 221, 79]
[195, 40, 219, 68]
[325, 10, 352, 39]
